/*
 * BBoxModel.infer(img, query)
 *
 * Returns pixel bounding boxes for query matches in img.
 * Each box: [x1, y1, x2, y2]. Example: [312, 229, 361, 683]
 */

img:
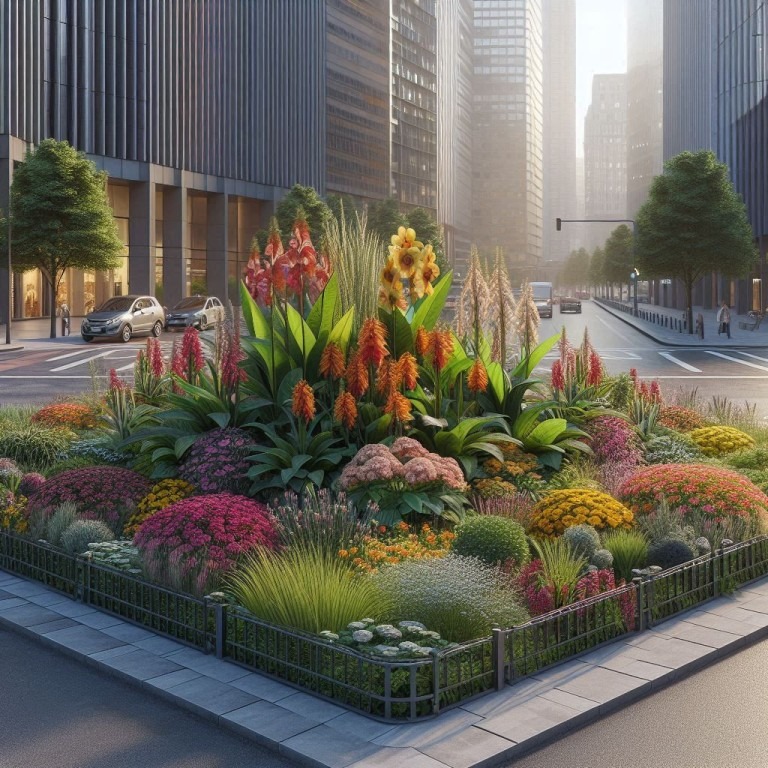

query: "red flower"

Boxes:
[396, 352, 419, 391]
[291, 379, 316, 424]
[415, 326, 430, 357]
[551, 359, 565, 391]
[426, 328, 454, 372]
[358, 317, 389, 368]
[384, 391, 413, 423]
[344, 348, 369, 399]
[319, 342, 346, 379]
[334, 391, 358, 430]
[467, 359, 489, 393]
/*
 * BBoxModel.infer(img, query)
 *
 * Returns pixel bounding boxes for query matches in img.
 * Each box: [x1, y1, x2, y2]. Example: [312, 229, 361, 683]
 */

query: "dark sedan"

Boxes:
[559, 296, 582, 314]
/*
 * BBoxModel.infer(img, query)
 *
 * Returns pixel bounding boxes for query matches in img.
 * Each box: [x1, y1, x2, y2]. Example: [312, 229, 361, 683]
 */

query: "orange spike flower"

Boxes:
[384, 391, 413, 423]
[415, 326, 430, 357]
[358, 317, 389, 368]
[397, 352, 419, 391]
[376, 358, 397, 397]
[344, 348, 369, 398]
[334, 391, 358, 430]
[427, 328, 454, 372]
[319, 342, 346, 379]
[291, 379, 316, 424]
[467, 359, 489, 393]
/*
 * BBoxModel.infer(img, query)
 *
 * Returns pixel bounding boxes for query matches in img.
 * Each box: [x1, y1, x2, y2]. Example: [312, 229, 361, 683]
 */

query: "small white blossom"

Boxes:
[352, 630, 374, 643]
[398, 641, 421, 652]
[347, 621, 367, 631]
[319, 631, 340, 641]
[398, 621, 427, 631]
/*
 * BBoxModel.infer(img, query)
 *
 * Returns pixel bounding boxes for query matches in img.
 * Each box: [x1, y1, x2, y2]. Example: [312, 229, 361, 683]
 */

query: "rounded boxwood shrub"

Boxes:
[618, 463, 768, 538]
[688, 426, 755, 457]
[134, 493, 278, 596]
[178, 428, 254, 495]
[647, 537, 695, 570]
[452, 515, 529, 567]
[60, 519, 115, 555]
[529, 488, 634, 537]
[0, 424, 75, 471]
[725, 446, 768, 472]
[123, 478, 196, 537]
[27, 466, 151, 533]
[562, 524, 601, 561]
[31, 402, 99, 431]
[18, 472, 46, 498]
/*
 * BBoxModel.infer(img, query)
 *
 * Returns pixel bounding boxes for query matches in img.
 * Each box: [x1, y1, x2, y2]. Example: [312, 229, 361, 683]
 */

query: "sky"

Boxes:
[575, 0, 627, 155]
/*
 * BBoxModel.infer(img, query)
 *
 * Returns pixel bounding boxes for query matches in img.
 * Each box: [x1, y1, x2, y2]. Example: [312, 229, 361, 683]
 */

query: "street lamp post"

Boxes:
[556, 217, 638, 315]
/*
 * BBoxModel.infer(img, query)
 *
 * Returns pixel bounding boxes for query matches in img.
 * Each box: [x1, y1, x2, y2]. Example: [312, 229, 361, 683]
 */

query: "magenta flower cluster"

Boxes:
[18, 473, 46, 498]
[134, 493, 278, 595]
[339, 438, 466, 491]
[178, 428, 254, 495]
[586, 416, 643, 466]
[27, 467, 151, 531]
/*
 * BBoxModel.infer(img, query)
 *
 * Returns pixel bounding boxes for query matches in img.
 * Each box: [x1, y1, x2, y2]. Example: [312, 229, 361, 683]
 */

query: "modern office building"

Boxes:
[583, 74, 627, 251]
[1, 0, 326, 321]
[542, 0, 577, 265]
[626, 0, 663, 218]
[436, 0, 474, 282]
[472, 0, 544, 279]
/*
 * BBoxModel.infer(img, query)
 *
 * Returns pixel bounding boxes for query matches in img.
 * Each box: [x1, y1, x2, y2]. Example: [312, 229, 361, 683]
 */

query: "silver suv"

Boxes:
[81, 295, 165, 343]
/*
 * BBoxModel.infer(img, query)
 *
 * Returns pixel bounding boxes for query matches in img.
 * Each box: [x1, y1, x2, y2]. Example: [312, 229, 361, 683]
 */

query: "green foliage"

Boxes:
[228, 545, 388, 634]
[8, 139, 124, 338]
[725, 446, 768, 471]
[562, 524, 600, 561]
[452, 515, 529, 567]
[43, 456, 102, 478]
[591, 548, 614, 570]
[602, 529, 648, 583]
[275, 184, 332, 245]
[588, 246, 605, 289]
[643, 433, 703, 464]
[60, 519, 115, 555]
[647, 537, 695, 570]
[603, 373, 634, 413]
[636, 150, 758, 332]
[370, 554, 529, 642]
[365, 197, 407, 244]
[602, 225, 634, 287]
[629, 396, 660, 439]
[559, 248, 591, 291]
[46, 502, 80, 547]
[529, 537, 587, 608]
[0, 424, 73, 471]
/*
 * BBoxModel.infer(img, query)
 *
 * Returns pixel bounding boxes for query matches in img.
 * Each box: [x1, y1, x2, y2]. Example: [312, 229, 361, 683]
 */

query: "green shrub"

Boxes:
[370, 554, 529, 643]
[0, 424, 73, 471]
[562, 524, 600, 561]
[43, 456, 103, 478]
[602, 529, 648, 583]
[228, 545, 388, 634]
[644, 434, 703, 464]
[647, 537, 695, 570]
[46, 502, 80, 547]
[452, 515, 529, 567]
[735, 469, 768, 495]
[60, 519, 115, 555]
[591, 548, 613, 570]
[725, 446, 768, 471]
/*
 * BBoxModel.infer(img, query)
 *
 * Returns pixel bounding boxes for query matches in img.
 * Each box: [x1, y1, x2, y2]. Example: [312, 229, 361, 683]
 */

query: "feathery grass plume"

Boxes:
[454, 246, 490, 346]
[323, 204, 382, 334]
[514, 280, 540, 364]
[487, 247, 517, 369]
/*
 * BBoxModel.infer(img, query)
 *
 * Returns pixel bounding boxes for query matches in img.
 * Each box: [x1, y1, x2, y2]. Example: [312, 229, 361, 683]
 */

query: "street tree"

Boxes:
[366, 197, 407, 244]
[9, 139, 124, 338]
[560, 248, 590, 291]
[636, 150, 757, 333]
[275, 184, 332, 244]
[602, 225, 634, 300]
[589, 247, 605, 295]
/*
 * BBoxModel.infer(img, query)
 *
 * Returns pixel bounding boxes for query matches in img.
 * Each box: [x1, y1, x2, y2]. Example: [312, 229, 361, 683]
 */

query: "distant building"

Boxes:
[583, 74, 627, 251]
[542, 0, 577, 265]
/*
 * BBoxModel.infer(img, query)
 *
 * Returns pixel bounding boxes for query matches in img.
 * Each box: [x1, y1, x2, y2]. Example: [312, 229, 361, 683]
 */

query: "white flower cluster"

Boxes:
[317, 617, 447, 658]
[87, 540, 142, 574]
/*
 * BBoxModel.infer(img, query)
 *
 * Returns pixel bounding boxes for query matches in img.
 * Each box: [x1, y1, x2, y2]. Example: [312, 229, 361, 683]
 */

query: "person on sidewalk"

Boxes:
[716, 301, 731, 339]
[696, 312, 704, 339]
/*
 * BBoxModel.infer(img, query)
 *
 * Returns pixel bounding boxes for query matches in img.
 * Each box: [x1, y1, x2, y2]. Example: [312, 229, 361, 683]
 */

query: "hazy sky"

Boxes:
[575, 0, 627, 155]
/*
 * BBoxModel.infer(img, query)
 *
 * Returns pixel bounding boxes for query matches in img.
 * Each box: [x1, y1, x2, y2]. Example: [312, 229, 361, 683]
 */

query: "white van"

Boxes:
[529, 282, 553, 318]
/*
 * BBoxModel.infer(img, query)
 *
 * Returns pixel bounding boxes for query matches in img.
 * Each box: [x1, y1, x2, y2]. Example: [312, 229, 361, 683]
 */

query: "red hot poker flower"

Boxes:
[334, 391, 358, 430]
[358, 317, 389, 368]
[291, 379, 316, 424]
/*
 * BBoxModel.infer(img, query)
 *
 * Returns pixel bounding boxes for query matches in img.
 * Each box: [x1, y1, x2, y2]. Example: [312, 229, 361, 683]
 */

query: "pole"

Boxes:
[4, 6, 10, 345]
[5, 213, 10, 344]
[632, 221, 638, 317]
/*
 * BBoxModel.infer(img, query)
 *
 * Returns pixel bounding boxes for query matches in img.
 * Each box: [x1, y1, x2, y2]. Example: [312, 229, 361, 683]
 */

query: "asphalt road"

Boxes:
[504, 635, 768, 768]
[0, 626, 296, 768]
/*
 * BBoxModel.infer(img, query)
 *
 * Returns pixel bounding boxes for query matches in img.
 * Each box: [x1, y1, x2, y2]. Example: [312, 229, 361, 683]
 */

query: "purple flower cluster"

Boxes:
[18, 473, 46, 498]
[27, 467, 151, 531]
[178, 428, 254, 495]
[134, 493, 278, 595]
[586, 416, 643, 466]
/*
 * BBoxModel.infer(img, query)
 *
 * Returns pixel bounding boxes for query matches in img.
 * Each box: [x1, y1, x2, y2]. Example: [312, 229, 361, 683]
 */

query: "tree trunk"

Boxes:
[49, 307, 57, 339]
[685, 280, 694, 334]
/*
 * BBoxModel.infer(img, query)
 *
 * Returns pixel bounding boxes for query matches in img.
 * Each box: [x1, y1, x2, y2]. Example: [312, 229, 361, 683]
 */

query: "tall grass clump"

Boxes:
[370, 554, 529, 642]
[602, 529, 648, 583]
[228, 545, 388, 635]
[0, 424, 74, 471]
[530, 537, 586, 608]
[45, 501, 80, 547]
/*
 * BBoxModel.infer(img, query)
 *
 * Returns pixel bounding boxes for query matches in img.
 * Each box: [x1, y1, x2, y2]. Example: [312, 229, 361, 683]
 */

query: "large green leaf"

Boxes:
[486, 361, 506, 405]
[284, 303, 317, 367]
[306, 271, 340, 338]
[378, 306, 414, 357]
[327, 307, 355, 354]
[525, 418, 568, 449]
[410, 271, 453, 332]
[512, 332, 560, 379]
[239, 281, 271, 339]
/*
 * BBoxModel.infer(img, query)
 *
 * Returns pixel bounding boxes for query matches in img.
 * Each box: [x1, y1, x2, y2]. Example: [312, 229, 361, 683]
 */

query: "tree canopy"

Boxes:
[9, 139, 124, 338]
[275, 184, 332, 244]
[559, 248, 590, 290]
[602, 224, 634, 288]
[589, 246, 605, 290]
[636, 150, 757, 331]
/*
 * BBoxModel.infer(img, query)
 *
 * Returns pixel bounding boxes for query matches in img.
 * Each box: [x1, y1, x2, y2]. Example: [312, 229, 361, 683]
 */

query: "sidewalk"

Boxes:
[594, 299, 768, 348]
[3, 566, 768, 768]
[0, 317, 85, 353]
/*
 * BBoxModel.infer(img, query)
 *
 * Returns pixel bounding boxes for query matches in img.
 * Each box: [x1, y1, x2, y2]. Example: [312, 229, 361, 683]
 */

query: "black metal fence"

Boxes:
[596, 298, 690, 333]
[2, 530, 768, 721]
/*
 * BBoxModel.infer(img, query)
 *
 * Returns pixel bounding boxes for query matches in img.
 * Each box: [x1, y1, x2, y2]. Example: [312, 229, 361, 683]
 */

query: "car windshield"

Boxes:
[173, 297, 206, 310]
[97, 297, 134, 312]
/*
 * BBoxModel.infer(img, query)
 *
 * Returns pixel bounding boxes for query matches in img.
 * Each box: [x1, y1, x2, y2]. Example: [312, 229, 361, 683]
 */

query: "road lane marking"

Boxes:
[736, 352, 768, 364]
[658, 352, 701, 372]
[706, 351, 768, 372]
[594, 315, 635, 344]
[50, 351, 115, 371]
[46, 348, 100, 362]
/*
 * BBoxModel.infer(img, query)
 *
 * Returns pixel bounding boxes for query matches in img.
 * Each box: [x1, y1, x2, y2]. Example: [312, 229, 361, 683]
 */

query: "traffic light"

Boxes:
[556, 218, 562, 231]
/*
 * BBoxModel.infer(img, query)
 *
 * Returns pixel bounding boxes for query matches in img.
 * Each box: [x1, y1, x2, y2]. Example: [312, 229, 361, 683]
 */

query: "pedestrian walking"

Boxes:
[695, 312, 704, 339]
[716, 301, 731, 339]
[59, 302, 71, 336]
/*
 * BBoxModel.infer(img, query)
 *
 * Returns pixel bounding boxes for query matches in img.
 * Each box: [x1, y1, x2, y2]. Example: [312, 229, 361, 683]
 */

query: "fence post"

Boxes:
[213, 603, 227, 659]
[712, 549, 720, 599]
[492, 628, 506, 690]
[633, 577, 645, 632]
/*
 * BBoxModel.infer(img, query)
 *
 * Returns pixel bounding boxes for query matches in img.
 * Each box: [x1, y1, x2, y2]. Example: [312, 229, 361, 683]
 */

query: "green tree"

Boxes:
[366, 197, 407, 244]
[589, 247, 605, 294]
[275, 184, 332, 245]
[636, 150, 757, 333]
[326, 193, 361, 227]
[560, 248, 590, 291]
[602, 224, 634, 299]
[8, 139, 124, 338]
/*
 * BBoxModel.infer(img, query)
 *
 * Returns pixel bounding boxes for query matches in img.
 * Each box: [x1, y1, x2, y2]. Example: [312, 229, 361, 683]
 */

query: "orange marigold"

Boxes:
[344, 348, 369, 398]
[384, 391, 413, 423]
[467, 359, 489, 393]
[397, 352, 418, 391]
[427, 328, 454, 372]
[415, 326, 430, 357]
[334, 391, 358, 430]
[319, 342, 346, 379]
[358, 317, 389, 368]
[291, 379, 316, 424]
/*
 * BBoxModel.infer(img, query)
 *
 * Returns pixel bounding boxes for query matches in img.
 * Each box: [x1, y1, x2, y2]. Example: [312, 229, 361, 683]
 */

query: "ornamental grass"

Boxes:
[687, 425, 755, 457]
[601, 528, 649, 583]
[528, 488, 634, 538]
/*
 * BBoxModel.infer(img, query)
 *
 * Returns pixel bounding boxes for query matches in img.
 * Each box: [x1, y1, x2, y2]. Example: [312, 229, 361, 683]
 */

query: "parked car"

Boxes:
[81, 295, 165, 342]
[559, 296, 582, 314]
[165, 295, 225, 331]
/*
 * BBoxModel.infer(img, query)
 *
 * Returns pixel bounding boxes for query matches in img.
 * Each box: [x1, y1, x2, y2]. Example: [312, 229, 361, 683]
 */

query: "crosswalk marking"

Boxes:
[737, 352, 768, 364]
[658, 351, 702, 372]
[50, 351, 116, 372]
[46, 348, 101, 363]
[706, 351, 768, 372]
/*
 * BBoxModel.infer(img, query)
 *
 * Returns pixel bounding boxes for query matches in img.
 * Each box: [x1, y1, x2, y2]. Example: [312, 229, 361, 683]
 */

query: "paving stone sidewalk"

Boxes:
[3, 568, 768, 767]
